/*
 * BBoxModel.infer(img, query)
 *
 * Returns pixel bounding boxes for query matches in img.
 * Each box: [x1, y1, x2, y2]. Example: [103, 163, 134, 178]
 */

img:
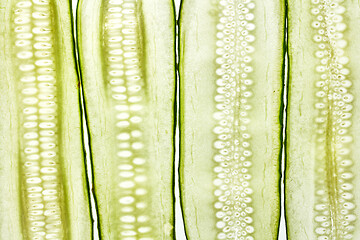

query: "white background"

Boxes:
[72, 0, 288, 239]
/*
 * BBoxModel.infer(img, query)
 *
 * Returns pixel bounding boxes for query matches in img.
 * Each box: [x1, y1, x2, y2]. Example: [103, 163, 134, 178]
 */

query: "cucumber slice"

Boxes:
[77, 0, 176, 239]
[286, 1, 360, 239]
[179, 0, 285, 239]
[0, 0, 92, 239]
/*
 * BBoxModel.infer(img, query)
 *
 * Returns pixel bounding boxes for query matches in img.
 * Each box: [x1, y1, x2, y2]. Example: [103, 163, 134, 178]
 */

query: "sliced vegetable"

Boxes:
[77, 0, 176, 239]
[286, 0, 360, 239]
[0, 0, 92, 239]
[179, 0, 285, 239]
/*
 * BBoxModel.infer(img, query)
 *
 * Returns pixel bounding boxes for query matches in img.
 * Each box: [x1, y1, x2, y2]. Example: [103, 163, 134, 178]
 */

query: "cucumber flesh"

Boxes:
[77, 0, 176, 239]
[0, 0, 92, 239]
[286, 1, 360, 239]
[179, 0, 285, 239]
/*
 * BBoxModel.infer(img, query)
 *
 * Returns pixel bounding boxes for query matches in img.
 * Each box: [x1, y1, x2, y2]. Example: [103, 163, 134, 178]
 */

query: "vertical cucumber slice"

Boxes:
[0, 0, 92, 239]
[179, 0, 285, 239]
[77, 0, 176, 239]
[286, 1, 360, 239]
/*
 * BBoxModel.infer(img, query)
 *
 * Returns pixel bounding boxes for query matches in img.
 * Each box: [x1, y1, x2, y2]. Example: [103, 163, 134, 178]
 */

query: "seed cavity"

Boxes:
[12, 0, 65, 239]
[102, 0, 151, 238]
[213, 0, 256, 239]
[311, 1, 355, 239]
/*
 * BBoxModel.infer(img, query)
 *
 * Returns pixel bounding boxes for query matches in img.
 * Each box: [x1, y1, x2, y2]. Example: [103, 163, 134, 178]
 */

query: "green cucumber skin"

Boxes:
[75, 0, 101, 238]
[178, 1, 188, 239]
[179, 0, 285, 239]
[171, 1, 178, 239]
[0, 0, 92, 239]
[284, 0, 291, 236]
[77, 0, 176, 239]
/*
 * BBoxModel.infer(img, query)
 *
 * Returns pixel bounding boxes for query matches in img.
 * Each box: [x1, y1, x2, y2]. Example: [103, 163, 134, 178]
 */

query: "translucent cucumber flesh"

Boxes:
[286, 0, 360, 239]
[0, 0, 91, 239]
[78, 0, 175, 239]
[180, 0, 284, 239]
[12, 2, 67, 239]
